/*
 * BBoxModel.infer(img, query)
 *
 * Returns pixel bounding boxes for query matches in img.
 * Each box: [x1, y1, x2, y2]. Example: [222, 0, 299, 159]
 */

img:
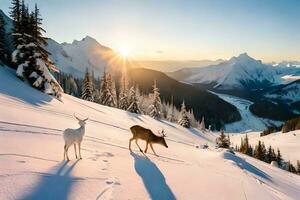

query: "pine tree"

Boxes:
[267, 146, 273, 163]
[199, 116, 206, 131]
[254, 141, 264, 161]
[99, 69, 108, 104]
[118, 75, 129, 110]
[11, 2, 62, 98]
[240, 134, 251, 155]
[286, 161, 297, 173]
[188, 109, 197, 127]
[148, 81, 162, 119]
[178, 101, 190, 128]
[261, 142, 267, 162]
[105, 74, 117, 107]
[276, 148, 283, 167]
[0, 14, 7, 65]
[297, 160, 300, 174]
[10, 0, 22, 48]
[31, 3, 48, 60]
[81, 69, 94, 101]
[216, 129, 230, 148]
[166, 97, 176, 122]
[127, 85, 141, 114]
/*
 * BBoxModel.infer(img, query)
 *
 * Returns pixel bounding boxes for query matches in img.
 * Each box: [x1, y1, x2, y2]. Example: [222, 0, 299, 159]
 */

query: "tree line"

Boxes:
[56, 68, 208, 129]
[235, 135, 300, 175]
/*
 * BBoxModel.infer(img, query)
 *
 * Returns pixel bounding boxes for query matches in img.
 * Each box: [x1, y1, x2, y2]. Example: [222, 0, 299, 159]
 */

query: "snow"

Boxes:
[45, 37, 115, 78]
[212, 92, 283, 132]
[172, 53, 300, 90]
[265, 81, 300, 103]
[230, 131, 300, 165]
[0, 66, 300, 199]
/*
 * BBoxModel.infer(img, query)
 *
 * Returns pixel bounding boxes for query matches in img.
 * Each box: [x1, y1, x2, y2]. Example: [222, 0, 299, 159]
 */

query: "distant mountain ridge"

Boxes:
[169, 53, 300, 90]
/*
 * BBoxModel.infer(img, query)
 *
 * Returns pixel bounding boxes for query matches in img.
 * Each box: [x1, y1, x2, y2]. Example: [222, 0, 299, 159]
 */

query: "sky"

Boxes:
[1, 0, 300, 62]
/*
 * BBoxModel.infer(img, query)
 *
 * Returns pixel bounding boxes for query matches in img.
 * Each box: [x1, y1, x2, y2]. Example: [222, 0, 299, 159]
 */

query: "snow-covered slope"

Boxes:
[213, 92, 283, 132]
[170, 53, 300, 90]
[231, 131, 300, 165]
[0, 66, 300, 199]
[265, 80, 300, 103]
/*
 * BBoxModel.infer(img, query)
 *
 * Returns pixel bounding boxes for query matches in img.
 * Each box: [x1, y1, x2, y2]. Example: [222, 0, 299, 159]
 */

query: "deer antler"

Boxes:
[83, 117, 89, 122]
[73, 113, 81, 121]
[160, 129, 166, 137]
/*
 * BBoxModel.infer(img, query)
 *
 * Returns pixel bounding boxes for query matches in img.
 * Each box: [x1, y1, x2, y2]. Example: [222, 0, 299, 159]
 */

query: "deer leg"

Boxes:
[63, 144, 66, 160]
[74, 144, 78, 159]
[129, 137, 134, 152]
[65, 145, 70, 161]
[135, 139, 143, 153]
[79, 143, 82, 159]
[150, 143, 158, 156]
[144, 141, 149, 153]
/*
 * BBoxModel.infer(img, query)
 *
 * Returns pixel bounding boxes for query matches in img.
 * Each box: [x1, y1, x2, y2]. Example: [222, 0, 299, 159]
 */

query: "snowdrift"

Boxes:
[0, 66, 299, 199]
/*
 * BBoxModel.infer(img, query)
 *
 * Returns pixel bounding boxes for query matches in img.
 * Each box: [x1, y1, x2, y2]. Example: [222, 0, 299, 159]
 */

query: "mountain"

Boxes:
[46, 36, 119, 78]
[137, 59, 224, 72]
[128, 68, 241, 129]
[0, 9, 122, 78]
[169, 53, 300, 90]
[265, 80, 300, 104]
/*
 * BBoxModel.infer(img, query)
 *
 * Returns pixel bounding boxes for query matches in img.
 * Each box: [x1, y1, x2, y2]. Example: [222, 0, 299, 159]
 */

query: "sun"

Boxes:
[118, 45, 131, 58]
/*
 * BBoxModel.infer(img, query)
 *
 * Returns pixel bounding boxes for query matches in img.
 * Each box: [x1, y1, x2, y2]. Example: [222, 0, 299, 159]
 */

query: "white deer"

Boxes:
[63, 114, 88, 161]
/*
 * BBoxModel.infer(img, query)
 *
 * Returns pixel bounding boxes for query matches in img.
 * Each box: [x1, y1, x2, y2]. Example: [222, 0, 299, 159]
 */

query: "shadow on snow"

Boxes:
[130, 152, 176, 200]
[21, 160, 80, 200]
[223, 152, 271, 180]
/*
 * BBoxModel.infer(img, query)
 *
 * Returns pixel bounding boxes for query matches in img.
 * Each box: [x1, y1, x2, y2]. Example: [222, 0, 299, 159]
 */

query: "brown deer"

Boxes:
[129, 125, 168, 156]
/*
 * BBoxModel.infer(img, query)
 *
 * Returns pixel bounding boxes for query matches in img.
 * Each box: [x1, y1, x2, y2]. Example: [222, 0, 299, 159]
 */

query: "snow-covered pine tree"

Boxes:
[118, 75, 129, 110]
[105, 73, 117, 107]
[178, 101, 190, 128]
[161, 101, 169, 119]
[127, 85, 141, 114]
[199, 116, 206, 131]
[99, 68, 108, 104]
[81, 69, 94, 101]
[148, 81, 162, 119]
[11, 2, 63, 99]
[166, 99, 176, 122]
[188, 109, 197, 127]
[0, 14, 7, 65]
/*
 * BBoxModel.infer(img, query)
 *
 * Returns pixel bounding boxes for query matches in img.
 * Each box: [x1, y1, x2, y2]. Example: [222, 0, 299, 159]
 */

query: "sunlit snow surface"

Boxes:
[0, 67, 299, 200]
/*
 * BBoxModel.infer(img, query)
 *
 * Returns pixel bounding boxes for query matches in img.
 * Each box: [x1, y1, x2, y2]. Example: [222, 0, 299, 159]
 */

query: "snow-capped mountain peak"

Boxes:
[46, 35, 117, 78]
[169, 53, 300, 90]
[229, 53, 262, 66]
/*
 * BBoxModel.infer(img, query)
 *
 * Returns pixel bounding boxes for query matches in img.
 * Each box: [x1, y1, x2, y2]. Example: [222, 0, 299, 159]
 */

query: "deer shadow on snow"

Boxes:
[130, 152, 176, 200]
[21, 160, 80, 200]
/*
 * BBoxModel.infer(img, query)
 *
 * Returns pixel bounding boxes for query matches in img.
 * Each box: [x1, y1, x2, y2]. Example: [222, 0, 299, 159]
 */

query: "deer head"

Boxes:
[74, 113, 89, 126]
[158, 129, 168, 148]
